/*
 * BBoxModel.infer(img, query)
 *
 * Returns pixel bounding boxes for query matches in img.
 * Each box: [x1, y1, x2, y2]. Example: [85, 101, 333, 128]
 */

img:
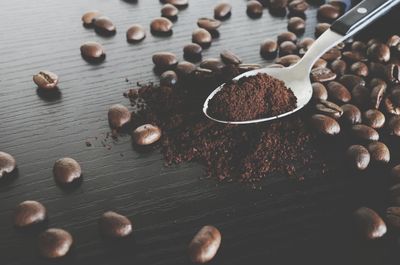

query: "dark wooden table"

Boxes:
[1, 0, 399, 264]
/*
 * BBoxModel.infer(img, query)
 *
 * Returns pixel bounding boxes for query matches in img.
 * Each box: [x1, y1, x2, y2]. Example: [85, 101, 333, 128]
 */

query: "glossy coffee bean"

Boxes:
[247, 0, 264, 18]
[384, 97, 400, 115]
[297, 37, 314, 55]
[197, 18, 221, 31]
[188, 225, 221, 264]
[367, 141, 390, 163]
[312, 82, 328, 101]
[152, 52, 178, 69]
[351, 62, 369, 77]
[367, 38, 381, 47]
[341, 104, 361, 125]
[385, 63, 400, 84]
[53, 158, 82, 185]
[220, 50, 241, 65]
[275, 54, 300, 67]
[126, 24, 146, 43]
[200, 58, 225, 73]
[288, 0, 309, 15]
[315, 23, 330, 38]
[99, 211, 132, 238]
[353, 207, 386, 239]
[14, 201, 46, 227]
[133, 124, 162, 145]
[352, 41, 367, 53]
[351, 84, 369, 108]
[312, 58, 328, 69]
[310, 67, 336, 82]
[150, 17, 173, 34]
[321, 47, 341, 62]
[214, 2, 232, 20]
[387, 35, 400, 47]
[310, 114, 340, 135]
[315, 100, 343, 119]
[317, 4, 340, 23]
[388, 116, 400, 136]
[386, 207, 400, 229]
[346, 145, 370, 170]
[163, 0, 188, 8]
[269, 0, 288, 15]
[0, 151, 16, 178]
[277, 31, 297, 44]
[80, 42, 105, 63]
[367, 43, 390, 63]
[330, 59, 347, 76]
[370, 78, 387, 91]
[391, 165, 400, 183]
[183, 43, 202, 61]
[33, 71, 59, 90]
[338, 74, 365, 90]
[260, 39, 278, 59]
[82, 10, 101, 27]
[370, 85, 386, 109]
[108, 104, 131, 129]
[160, 70, 178, 86]
[192, 28, 212, 48]
[327, 81, 351, 103]
[287, 17, 305, 35]
[363, 109, 385, 129]
[93, 16, 116, 36]
[351, 124, 379, 141]
[161, 4, 178, 19]
[39, 228, 73, 258]
[342, 51, 366, 63]
[176, 61, 196, 76]
[279, 41, 297, 56]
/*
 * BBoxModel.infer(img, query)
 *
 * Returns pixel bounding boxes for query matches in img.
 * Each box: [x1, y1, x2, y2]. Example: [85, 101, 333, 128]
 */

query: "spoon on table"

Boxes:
[203, 0, 400, 125]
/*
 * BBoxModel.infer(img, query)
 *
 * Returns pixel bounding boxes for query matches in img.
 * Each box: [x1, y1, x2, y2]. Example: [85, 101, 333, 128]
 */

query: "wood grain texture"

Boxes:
[0, 0, 399, 264]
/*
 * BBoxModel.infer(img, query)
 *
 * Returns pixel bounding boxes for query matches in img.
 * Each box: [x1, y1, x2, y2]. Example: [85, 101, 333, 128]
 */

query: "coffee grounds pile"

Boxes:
[125, 66, 324, 183]
[207, 73, 297, 121]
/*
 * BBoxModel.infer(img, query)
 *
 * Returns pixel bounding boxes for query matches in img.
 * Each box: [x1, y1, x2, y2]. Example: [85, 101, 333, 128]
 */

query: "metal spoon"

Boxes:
[203, 0, 400, 124]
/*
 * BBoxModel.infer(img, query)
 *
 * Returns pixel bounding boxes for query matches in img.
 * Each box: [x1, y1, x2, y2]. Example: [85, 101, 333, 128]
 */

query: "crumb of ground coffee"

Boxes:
[125, 65, 324, 183]
[207, 73, 297, 121]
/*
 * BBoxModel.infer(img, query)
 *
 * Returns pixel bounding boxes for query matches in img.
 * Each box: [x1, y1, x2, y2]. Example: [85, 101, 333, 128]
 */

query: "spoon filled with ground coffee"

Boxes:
[204, 0, 400, 124]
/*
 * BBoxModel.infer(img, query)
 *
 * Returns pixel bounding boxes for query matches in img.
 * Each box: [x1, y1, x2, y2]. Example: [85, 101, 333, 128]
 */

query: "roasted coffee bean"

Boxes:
[150, 17, 173, 34]
[384, 97, 400, 115]
[310, 114, 340, 135]
[197, 18, 221, 31]
[351, 62, 369, 77]
[188, 225, 221, 264]
[367, 38, 380, 47]
[330, 59, 347, 76]
[315, 100, 343, 119]
[214, 2, 232, 20]
[387, 35, 400, 47]
[370, 85, 386, 109]
[238, 63, 262, 71]
[321, 47, 341, 62]
[391, 88, 400, 105]
[370, 78, 387, 91]
[391, 165, 400, 183]
[80, 42, 105, 63]
[277, 31, 297, 44]
[341, 104, 361, 125]
[363, 109, 385, 129]
[126, 24, 146, 43]
[220, 50, 241, 65]
[247, 0, 263, 18]
[163, 0, 188, 8]
[369, 62, 386, 78]
[133, 124, 161, 145]
[353, 207, 386, 239]
[279, 41, 298, 56]
[352, 41, 367, 53]
[346, 145, 370, 170]
[160, 70, 178, 86]
[260, 39, 278, 59]
[192, 28, 212, 48]
[385, 63, 400, 84]
[152, 52, 178, 69]
[338, 74, 365, 90]
[297, 37, 314, 55]
[33, 71, 59, 90]
[388, 116, 400, 136]
[99, 211, 132, 238]
[342, 51, 366, 63]
[108, 104, 131, 129]
[317, 4, 340, 23]
[82, 10, 101, 27]
[269, 0, 288, 16]
[0, 151, 16, 178]
[313, 58, 328, 69]
[386, 207, 400, 229]
[93, 16, 116, 36]
[315, 23, 330, 38]
[161, 4, 178, 19]
[183, 43, 202, 61]
[288, 0, 309, 15]
[367, 141, 390, 163]
[328, 0, 346, 14]
[351, 124, 379, 141]
[287, 17, 305, 35]
[200, 58, 225, 73]
[39, 228, 73, 258]
[310, 67, 336, 82]
[176, 61, 196, 76]
[14, 200, 46, 227]
[53, 158, 82, 185]
[275, 54, 300, 67]
[367, 43, 390, 63]
[327, 81, 351, 103]
[351, 84, 369, 108]
[312, 82, 328, 101]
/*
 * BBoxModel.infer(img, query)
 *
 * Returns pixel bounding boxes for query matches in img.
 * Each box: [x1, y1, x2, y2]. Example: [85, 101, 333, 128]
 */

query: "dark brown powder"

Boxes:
[207, 73, 297, 121]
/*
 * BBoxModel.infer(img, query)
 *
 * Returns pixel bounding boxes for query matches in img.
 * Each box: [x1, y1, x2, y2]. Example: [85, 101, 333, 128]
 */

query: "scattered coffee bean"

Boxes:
[160, 70, 178, 86]
[312, 82, 328, 101]
[220, 50, 242, 65]
[288, 0, 309, 16]
[163, 0, 188, 8]
[192, 28, 212, 48]
[310, 114, 340, 135]
[341, 104, 361, 125]
[370, 85, 386, 109]
[331, 59, 347, 76]
[176, 61, 196, 76]
[351, 84, 369, 108]
[0, 151, 16, 178]
[338, 74, 365, 90]
[310, 67, 336, 82]
[150, 17, 173, 34]
[363, 109, 385, 129]
[315, 23, 330, 38]
[200, 58, 225, 73]
[183, 43, 202, 61]
[80, 41, 105, 63]
[346, 145, 370, 170]
[93, 16, 116, 36]
[353, 207, 386, 239]
[321, 47, 341, 62]
[14, 200, 46, 227]
[388, 116, 400, 136]
[108, 104, 131, 129]
[367, 141, 390, 163]
[161, 4, 178, 19]
[188, 225, 221, 264]
[275, 54, 300, 67]
[279, 41, 298, 56]
[197, 18, 221, 31]
[126, 24, 146, 43]
[82, 10, 101, 27]
[214, 2, 232, 20]
[53, 157, 82, 185]
[152, 52, 178, 69]
[386, 207, 400, 229]
[315, 100, 343, 119]
[367, 43, 391, 63]
[133, 124, 162, 145]
[247, 0, 263, 18]
[277, 31, 297, 44]
[297, 37, 314, 55]
[33, 71, 59, 90]
[317, 4, 340, 23]
[260, 39, 278, 59]
[99, 211, 132, 238]
[351, 124, 379, 141]
[287, 17, 305, 35]
[313, 58, 328, 69]
[39, 228, 73, 258]
[351, 62, 369, 77]
[327, 81, 351, 103]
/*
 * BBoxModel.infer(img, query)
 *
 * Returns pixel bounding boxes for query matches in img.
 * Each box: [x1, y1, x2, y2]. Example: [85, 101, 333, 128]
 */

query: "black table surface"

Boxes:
[1, 0, 399, 264]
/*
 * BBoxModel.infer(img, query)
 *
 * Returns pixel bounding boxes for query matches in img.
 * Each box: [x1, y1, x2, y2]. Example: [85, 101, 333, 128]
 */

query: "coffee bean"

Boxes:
[367, 38, 381, 47]
[346, 145, 370, 170]
[188, 225, 221, 264]
[384, 96, 400, 115]
[386, 207, 400, 229]
[353, 207, 386, 239]
[39, 228, 73, 258]
[363, 109, 385, 129]
[108, 104, 131, 129]
[391, 165, 400, 183]
[150, 17, 173, 34]
[287, 17, 305, 35]
[313, 58, 328, 69]
[351, 84, 369, 108]
[367, 43, 390, 63]
[176, 61, 196, 76]
[385, 63, 400, 84]
[126, 24, 146, 43]
[133, 124, 161, 145]
[352, 41, 367, 53]
[370, 85, 386, 109]
[183, 43, 202, 61]
[219, 50, 241, 65]
[312, 82, 328, 101]
[277, 31, 297, 44]
[330, 59, 347, 76]
[200, 58, 225, 73]
[53, 158, 82, 185]
[14, 201, 46, 227]
[279, 41, 298, 56]
[338, 74, 365, 90]
[33, 71, 59, 90]
[288, 0, 309, 15]
[351, 62, 369, 77]
[327, 81, 351, 103]
[321, 47, 341, 62]
[297, 37, 314, 55]
[341, 104, 361, 125]
[317, 4, 340, 23]
[99, 211, 132, 238]
[367, 141, 390, 163]
[311, 68, 336, 82]
[197, 18, 221, 31]
[80, 42, 105, 63]
[369, 62, 386, 78]
[370, 78, 387, 91]
[93, 16, 116, 36]
[260, 39, 278, 59]
[342, 51, 366, 63]
[152, 52, 178, 69]
[310, 114, 340, 135]
[328, 0, 346, 14]
[160, 70, 178, 86]
[0, 151, 16, 178]
[275, 54, 300, 67]
[351, 124, 379, 141]
[388, 116, 400, 136]
[161, 4, 178, 19]
[247, 0, 263, 18]
[238, 63, 262, 71]
[315, 100, 343, 119]
[192, 28, 212, 48]
[269, 0, 288, 16]
[315, 23, 330, 38]
[387, 35, 400, 47]
[163, 0, 188, 8]
[82, 10, 101, 27]
[214, 2, 232, 20]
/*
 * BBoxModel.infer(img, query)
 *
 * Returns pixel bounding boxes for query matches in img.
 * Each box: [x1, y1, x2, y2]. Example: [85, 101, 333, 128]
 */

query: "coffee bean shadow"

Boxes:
[55, 176, 84, 194]
[163, 15, 178, 23]
[94, 28, 116, 38]
[82, 23, 94, 30]
[150, 30, 173, 37]
[209, 30, 220, 39]
[36, 88, 62, 102]
[131, 141, 160, 154]
[246, 12, 263, 19]
[153, 66, 177, 76]
[121, 0, 138, 4]
[269, 8, 287, 17]
[37, 247, 78, 265]
[215, 13, 231, 21]
[0, 168, 19, 187]
[81, 54, 106, 65]
[184, 54, 202, 63]
[100, 234, 138, 259]
[288, 11, 307, 19]
[14, 219, 49, 236]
